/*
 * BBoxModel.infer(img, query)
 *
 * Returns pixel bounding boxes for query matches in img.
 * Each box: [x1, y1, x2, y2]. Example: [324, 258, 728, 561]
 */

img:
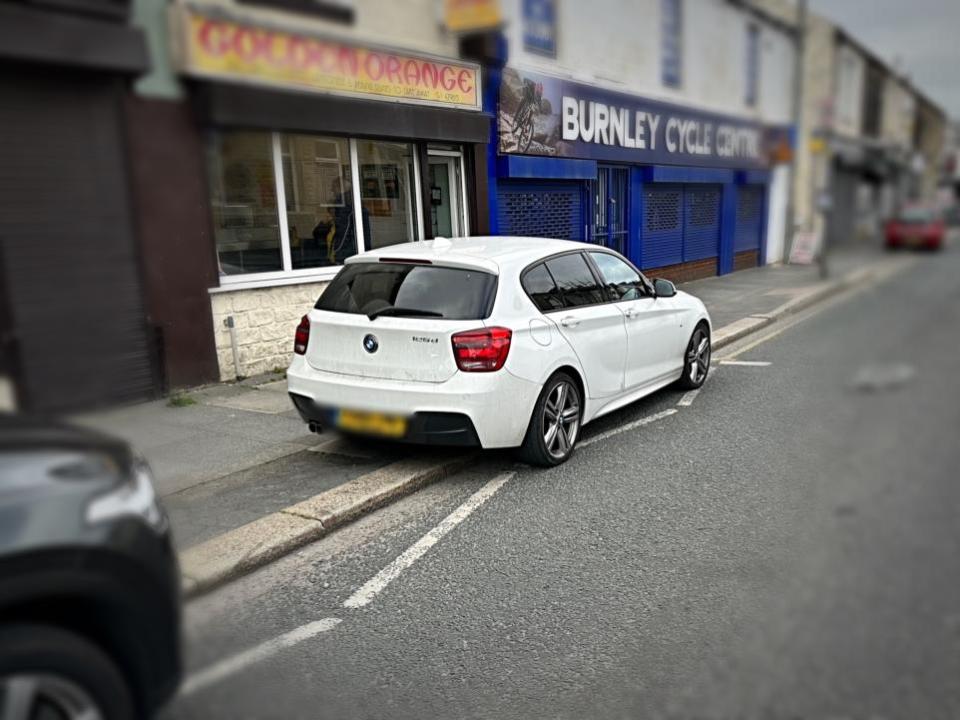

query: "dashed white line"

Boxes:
[578, 408, 678, 448]
[343, 471, 515, 609]
[677, 389, 701, 407]
[181, 617, 341, 696]
[719, 360, 771, 367]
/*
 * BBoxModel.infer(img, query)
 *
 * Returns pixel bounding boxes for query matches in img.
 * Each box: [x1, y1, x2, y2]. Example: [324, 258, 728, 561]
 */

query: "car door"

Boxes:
[588, 251, 682, 389]
[538, 253, 628, 398]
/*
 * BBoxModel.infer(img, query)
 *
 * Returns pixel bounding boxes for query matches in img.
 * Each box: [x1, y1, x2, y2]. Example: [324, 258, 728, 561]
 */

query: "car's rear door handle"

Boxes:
[560, 316, 580, 328]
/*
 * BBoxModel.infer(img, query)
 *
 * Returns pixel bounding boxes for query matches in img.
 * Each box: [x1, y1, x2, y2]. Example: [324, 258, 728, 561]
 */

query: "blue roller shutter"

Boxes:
[641, 184, 683, 269]
[734, 185, 764, 252]
[497, 181, 585, 240]
[682, 185, 721, 261]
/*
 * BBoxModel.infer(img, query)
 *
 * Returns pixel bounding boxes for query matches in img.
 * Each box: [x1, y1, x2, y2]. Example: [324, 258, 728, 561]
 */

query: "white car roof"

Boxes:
[344, 236, 599, 276]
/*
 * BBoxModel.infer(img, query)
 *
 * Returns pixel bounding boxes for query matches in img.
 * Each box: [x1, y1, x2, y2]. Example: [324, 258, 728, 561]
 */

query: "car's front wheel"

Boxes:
[518, 371, 582, 467]
[677, 323, 711, 390]
[0, 624, 134, 720]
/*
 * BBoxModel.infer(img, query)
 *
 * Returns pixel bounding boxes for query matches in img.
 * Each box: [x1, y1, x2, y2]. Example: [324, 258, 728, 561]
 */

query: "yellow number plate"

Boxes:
[336, 409, 407, 438]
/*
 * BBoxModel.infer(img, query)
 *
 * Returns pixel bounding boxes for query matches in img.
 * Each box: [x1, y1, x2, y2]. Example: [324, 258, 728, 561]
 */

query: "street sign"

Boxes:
[789, 231, 821, 265]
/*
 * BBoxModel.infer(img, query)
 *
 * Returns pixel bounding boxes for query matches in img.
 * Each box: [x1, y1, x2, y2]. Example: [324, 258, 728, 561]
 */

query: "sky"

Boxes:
[809, 0, 960, 118]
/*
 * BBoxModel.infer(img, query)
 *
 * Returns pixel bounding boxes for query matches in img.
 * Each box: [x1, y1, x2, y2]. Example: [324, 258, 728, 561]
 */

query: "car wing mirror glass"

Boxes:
[652, 278, 677, 298]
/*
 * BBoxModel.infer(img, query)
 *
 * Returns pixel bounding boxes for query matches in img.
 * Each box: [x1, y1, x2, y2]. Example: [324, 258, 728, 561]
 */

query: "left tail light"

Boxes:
[451, 327, 512, 372]
[294, 315, 310, 355]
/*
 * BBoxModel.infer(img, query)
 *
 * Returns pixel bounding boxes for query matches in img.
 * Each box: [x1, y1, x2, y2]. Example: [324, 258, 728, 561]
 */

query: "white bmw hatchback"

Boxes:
[287, 237, 711, 466]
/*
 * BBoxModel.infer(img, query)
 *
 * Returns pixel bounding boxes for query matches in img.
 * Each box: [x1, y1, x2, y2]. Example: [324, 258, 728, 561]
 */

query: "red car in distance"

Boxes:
[885, 205, 946, 251]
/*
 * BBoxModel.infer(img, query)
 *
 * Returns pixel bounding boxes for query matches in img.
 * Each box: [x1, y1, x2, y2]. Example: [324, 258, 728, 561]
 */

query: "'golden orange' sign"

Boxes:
[443, 0, 502, 32]
[179, 8, 482, 111]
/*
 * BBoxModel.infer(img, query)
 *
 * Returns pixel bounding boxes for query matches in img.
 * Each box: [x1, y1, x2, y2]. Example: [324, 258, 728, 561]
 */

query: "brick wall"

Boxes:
[643, 257, 718, 284]
[209, 281, 330, 381]
[733, 250, 759, 272]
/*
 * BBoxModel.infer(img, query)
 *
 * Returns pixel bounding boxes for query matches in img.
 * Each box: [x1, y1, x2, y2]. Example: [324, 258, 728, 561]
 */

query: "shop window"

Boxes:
[356, 140, 419, 251]
[206, 131, 435, 287]
[281, 135, 356, 268]
[207, 132, 282, 276]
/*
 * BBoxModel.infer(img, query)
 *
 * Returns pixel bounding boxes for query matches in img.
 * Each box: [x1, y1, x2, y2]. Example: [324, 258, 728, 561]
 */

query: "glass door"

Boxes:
[427, 151, 466, 238]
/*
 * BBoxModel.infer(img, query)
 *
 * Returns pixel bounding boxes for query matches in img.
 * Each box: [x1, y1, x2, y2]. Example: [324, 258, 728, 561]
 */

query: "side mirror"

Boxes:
[652, 278, 677, 298]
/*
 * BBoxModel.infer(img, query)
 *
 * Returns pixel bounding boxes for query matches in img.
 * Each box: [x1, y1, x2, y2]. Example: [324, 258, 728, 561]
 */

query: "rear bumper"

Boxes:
[289, 394, 481, 447]
[286, 357, 540, 448]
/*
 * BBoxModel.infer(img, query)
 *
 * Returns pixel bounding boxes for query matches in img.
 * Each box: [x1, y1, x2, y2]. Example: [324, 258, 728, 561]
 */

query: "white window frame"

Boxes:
[426, 147, 470, 237]
[215, 134, 426, 291]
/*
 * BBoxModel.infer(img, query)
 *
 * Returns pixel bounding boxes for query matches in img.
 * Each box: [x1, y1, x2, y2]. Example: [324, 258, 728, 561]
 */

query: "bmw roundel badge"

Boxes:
[363, 334, 379, 354]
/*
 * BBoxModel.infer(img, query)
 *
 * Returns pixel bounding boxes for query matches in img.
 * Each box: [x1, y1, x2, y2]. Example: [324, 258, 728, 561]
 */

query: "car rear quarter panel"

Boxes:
[492, 274, 592, 414]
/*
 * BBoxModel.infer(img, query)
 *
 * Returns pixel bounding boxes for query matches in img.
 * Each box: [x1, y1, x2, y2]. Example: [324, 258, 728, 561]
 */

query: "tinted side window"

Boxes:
[590, 252, 646, 301]
[544, 254, 606, 308]
[522, 263, 564, 312]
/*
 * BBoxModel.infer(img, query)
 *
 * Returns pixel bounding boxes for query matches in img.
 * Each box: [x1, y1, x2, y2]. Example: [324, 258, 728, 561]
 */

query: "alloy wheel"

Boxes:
[0, 674, 103, 720]
[687, 329, 711, 385]
[542, 380, 580, 459]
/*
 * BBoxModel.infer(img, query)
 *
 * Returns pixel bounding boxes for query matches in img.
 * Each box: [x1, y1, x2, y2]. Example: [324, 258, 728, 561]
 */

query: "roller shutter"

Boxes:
[734, 184, 764, 253]
[0, 69, 156, 411]
[497, 181, 585, 240]
[682, 185, 721, 261]
[642, 184, 684, 268]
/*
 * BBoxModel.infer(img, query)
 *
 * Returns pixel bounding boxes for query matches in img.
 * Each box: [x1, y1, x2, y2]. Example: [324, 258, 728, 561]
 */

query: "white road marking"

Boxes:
[180, 617, 341, 696]
[677, 389, 701, 407]
[343, 472, 515, 609]
[579, 408, 677, 448]
[719, 360, 771, 367]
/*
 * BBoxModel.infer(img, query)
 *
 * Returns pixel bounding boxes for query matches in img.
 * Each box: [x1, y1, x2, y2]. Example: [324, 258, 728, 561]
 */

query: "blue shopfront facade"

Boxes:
[487, 67, 781, 280]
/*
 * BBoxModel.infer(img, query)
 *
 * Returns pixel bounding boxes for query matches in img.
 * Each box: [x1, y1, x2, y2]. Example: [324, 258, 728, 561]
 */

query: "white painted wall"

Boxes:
[500, 0, 795, 124]
[765, 164, 789, 264]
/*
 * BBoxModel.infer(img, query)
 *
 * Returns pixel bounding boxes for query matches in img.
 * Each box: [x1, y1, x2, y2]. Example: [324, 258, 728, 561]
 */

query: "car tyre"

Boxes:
[0, 623, 134, 720]
[518, 371, 582, 467]
[676, 323, 711, 390]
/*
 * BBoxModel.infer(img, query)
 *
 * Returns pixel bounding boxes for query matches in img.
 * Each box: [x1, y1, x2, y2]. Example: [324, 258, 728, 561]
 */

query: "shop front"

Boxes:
[161, 6, 489, 381]
[492, 67, 784, 282]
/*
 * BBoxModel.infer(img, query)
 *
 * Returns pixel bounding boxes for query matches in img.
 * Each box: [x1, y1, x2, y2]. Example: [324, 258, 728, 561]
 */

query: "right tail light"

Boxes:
[451, 327, 512, 372]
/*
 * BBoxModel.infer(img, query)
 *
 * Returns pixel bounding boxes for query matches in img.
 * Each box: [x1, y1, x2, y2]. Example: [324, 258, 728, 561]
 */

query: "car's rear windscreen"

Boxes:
[899, 207, 937, 224]
[316, 263, 498, 320]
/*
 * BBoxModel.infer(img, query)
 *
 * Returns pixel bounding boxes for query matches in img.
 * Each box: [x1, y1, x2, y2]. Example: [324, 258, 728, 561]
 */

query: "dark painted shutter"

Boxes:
[497, 181, 585, 240]
[682, 185, 721, 261]
[734, 184, 764, 252]
[0, 69, 155, 411]
[641, 184, 683, 269]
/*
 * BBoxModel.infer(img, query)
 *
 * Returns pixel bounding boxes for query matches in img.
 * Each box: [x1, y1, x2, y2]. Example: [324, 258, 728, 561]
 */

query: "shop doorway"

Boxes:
[427, 151, 466, 238]
[591, 166, 629, 254]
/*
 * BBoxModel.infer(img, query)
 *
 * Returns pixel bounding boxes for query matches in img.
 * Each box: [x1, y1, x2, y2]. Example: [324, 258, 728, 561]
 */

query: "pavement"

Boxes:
[76, 246, 908, 596]
[161, 238, 960, 719]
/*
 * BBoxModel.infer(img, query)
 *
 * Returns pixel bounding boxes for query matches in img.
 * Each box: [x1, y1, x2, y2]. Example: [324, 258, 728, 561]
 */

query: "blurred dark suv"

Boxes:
[0, 416, 181, 719]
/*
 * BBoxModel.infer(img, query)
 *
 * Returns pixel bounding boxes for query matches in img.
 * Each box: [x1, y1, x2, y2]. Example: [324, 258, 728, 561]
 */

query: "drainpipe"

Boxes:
[224, 316, 242, 379]
[784, 0, 807, 263]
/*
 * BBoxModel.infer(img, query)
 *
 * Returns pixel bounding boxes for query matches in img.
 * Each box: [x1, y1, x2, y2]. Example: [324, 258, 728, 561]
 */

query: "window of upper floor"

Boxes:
[745, 23, 760, 108]
[661, 0, 682, 89]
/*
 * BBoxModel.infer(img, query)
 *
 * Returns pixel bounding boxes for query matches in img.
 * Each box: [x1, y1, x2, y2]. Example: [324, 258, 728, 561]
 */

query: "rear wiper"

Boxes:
[367, 306, 445, 320]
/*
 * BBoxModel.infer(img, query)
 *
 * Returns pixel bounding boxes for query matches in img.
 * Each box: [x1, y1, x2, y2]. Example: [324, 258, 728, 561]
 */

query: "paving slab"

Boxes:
[204, 389, 293, 415]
